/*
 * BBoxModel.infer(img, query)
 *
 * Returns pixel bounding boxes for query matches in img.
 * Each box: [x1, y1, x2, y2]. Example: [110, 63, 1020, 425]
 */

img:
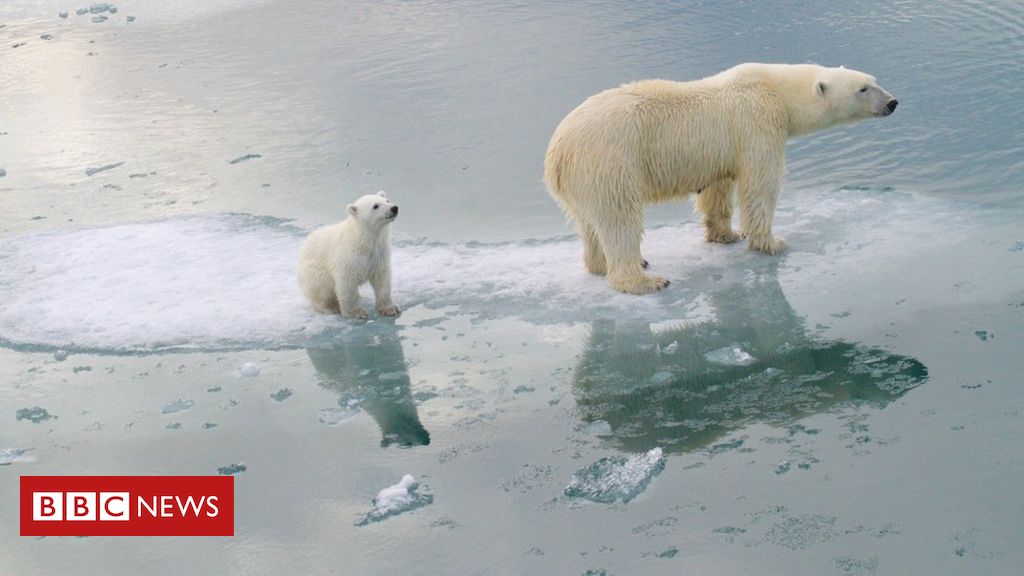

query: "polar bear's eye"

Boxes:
[373, 204, 380, 210]
[859, 86, 868, 93]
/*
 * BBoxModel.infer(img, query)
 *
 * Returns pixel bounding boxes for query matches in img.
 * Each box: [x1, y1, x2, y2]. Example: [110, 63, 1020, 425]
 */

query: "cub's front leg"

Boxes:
[370, 264, 400, 317]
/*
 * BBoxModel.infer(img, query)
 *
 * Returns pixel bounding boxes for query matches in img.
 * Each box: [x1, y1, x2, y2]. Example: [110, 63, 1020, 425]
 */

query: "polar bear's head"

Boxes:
[813, 66, 898, 126]
[347, 192, 398, 228]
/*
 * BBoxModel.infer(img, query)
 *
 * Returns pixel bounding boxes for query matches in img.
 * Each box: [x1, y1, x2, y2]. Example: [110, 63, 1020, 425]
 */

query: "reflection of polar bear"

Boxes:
[297, 193, 400, 320]
[544, 63, 898, 294]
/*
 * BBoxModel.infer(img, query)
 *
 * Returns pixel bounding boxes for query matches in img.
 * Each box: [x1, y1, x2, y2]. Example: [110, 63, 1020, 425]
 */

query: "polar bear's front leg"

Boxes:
[739, 147, 787, 255]
[370, 265, 400, 317]
[334, 275, 369, 320]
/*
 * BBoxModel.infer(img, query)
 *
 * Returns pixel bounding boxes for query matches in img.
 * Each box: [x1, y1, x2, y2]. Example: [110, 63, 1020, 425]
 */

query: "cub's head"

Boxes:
[814, 66, 898, 125]
[347, 192, 398, 228]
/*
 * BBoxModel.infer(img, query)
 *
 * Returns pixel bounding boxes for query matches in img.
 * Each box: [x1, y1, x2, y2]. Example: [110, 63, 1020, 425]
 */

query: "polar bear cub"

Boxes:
[298, 192, 400, 320]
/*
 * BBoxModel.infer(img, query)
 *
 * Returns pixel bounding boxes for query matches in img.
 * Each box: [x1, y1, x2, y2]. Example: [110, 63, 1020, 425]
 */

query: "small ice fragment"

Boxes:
[660, 341, 679, 354]
[356, 475, 433, 526]
[217, 463, 246, 475]
[318, 403, 361, 425]
[53, 349, 69, 361]
[775, 460, 791, 475]
[270, 388, 292, 401]
[126, 15, 135, 23]
[239, 362, 261, 377]
[564, 447, 665, 503]
[705, 345, 757, 366]
[650, 370, 674, 384]
[974, 330, 990, 341]
[89, 3, 110, 13]
[108, 5, 118, 14]
[16, 407, 55, 423]
[76, 8, 89, 16]
[378, 371, 405, 381]
[582, 420, 613, 436]
[161, 398, 194, 415]
[228, 153, 262, 165]
[40, 34, 55, 40]
[91, 15, 108, 23]
[84, 161, 123, 176]
[59, 11, 69, 19]
[0, 448, 34, 465]
[0, 167, 6, 177]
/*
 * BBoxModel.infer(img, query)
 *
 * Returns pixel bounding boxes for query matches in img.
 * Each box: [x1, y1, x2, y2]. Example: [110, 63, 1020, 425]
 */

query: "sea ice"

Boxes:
[89, 3, 110, 13]
[356, 475, 433, 526]
[161, 398, 194, 415]
[84, 161, 123, 176]
[16, 407, 54, 423]
[217, 463, 246, 475]
[91, 15, 107, 23]
[582, 420, 613, 436]
[0, 448, 34, 465]
[564, 447, 665, 503]
[59, 11, 69, 18]
[705, 345, 757, 366]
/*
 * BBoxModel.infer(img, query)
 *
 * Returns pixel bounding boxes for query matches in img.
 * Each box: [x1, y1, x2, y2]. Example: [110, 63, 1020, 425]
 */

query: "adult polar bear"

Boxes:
[544, 63, 898, 294]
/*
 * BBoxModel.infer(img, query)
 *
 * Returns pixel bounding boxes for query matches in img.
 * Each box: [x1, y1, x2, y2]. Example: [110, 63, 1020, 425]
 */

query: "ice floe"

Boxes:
[564, 447, 665, 503]
[356, 474, 433, 526]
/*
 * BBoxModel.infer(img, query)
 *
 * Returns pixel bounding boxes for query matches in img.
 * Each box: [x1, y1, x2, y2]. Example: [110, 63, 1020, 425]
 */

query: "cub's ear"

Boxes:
[348, 204, 358, 216]
[815, 80, 827, 97]
[377, 191, 387, 198]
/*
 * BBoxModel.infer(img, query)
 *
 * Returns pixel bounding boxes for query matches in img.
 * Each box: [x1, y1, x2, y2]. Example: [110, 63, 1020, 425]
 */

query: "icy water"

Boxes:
[1, 1, 1022, 574]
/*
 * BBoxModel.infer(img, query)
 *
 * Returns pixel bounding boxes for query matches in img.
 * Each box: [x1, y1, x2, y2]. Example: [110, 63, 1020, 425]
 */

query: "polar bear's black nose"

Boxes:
[390, 205, 399, 215]
[886, 99, 898, 113]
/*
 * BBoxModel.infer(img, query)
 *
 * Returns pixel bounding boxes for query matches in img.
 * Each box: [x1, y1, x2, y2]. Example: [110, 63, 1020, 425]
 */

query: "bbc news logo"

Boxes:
[21, 476, 233, 536]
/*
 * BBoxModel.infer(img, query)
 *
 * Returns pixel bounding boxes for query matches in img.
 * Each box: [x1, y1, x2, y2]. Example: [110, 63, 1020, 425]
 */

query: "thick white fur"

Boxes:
[544, 63, 896, 294]
[297, 193, 400, 319]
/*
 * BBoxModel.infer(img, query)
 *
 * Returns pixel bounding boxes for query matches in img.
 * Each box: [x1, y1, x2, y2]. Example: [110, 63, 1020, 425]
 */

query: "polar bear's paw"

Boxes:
[377, 304, 401, 317]
[610, 273, 671, 295]
[748, 235, 787, 256]
[705, 228, 742, 244]
[342, 307, 370, 321]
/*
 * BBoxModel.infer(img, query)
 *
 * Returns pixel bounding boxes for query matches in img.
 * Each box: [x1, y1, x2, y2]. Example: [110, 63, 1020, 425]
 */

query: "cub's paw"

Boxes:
[377, 304, 401, 317]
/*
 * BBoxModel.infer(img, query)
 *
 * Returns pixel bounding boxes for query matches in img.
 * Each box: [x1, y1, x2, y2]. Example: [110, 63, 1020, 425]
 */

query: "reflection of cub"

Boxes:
[297, 193, 400, 320]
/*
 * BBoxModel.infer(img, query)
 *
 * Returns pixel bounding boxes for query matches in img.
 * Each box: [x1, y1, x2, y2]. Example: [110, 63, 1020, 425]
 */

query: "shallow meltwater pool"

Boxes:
[1, 1, 1022, 575]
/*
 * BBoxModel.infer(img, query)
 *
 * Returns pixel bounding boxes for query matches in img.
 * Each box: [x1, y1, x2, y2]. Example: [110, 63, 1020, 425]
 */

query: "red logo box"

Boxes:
[20, 476, 234, 536]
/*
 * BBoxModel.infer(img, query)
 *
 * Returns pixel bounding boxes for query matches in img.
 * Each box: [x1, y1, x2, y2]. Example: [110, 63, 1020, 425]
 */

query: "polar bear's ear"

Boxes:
[815, 80, 827, 97]
[377, 191, 387, 198]
[348, 204, 358, 216]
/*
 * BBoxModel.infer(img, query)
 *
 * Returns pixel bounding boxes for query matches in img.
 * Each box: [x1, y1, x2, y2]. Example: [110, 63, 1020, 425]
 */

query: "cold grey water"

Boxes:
[1, 1, 1022, 574]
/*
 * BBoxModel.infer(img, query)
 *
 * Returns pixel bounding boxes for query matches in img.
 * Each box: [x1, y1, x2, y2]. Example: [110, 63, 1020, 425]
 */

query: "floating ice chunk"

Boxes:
[239, 362, 261, 377]
[53, 349, 68, 361]
[229, 153, 262, 164]
[161, 398, 194, 415]
[126, 16, 135, 23]
[108, 5, 118, 14]
[0, 168, 6, 178]
[356, 475, 433, 526]
[270, 388, 292, 401]
[59, 11, 69, 18]
[0, 448, 35, 465]
[89, 3, 110, 13]
[217, 463, 246, 475]
[76, 8, 89, 16]
[84, 161, 123, 176]
[91, 15, 108, 23]
[582, 420, 613, 436]
[705, 345, 757, 366]
[660, 340, 679, 354]
[318, 401, 361, 425]
[16, 407, 55, 423]
[564, 447, 665, 504]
